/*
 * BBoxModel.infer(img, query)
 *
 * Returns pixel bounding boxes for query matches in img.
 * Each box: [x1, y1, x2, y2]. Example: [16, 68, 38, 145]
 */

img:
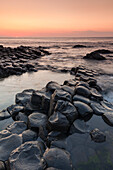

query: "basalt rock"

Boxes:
[9, 141, 46, 170]
[90, 128, 106, 143]
[0, 134, 22, 161]
[43, 148, 72, 170]
[83, 51, 106, 60]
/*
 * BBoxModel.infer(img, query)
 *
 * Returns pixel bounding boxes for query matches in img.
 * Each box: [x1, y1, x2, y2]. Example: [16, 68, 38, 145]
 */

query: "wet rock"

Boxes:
[28, 112, 48, 131]
[16, 89, 35, 106]
[0, 134, 22, 161]
[46, 81, 61, 93]
[73, 101, 93, 118]
[94, 49, 113, 54]
[63, 79, 77, 87]
[73, 95, 91, 105]
[90, 128, 106, 143]
[73, 45, 87, 48]
[54, 100, 78, 123]
[0, 110, 11, 120]
[70, 119, 90, 134]
[15, 112, 28, 123]
[90, 88, 103, 101]
[43, 148, 72, 170]
[0, 117, 14, 131]
[30, 90, 51, 114]
[90, 102, 105, 115]
[22, 129, 38, 143]
[77, 81, 90, 89]
[46, 168, 61, 170]
[0, 130, 12, 139]
[47, 131, 65, 145]
[0, 161, 5, 170]
[6, 121, 27, 134]
[83, 51, 106, 60]
[49, 111, 70, 132]
[61, 85, 75, 95]
[9, 141, 46, 170]
[75, 86, 91, 98]
[102, 112, 113, 126]
[49, 89, 72, 116]
[7, 105, 24, 119]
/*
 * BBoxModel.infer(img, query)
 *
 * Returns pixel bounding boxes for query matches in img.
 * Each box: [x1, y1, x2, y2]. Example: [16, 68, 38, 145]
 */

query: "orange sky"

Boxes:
[0, 0, 113, 37]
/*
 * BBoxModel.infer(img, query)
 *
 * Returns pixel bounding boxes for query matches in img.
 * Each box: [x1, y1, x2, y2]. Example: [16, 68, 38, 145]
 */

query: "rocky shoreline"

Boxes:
[0, 65, 113, 169]
[0, 45, 51, 78]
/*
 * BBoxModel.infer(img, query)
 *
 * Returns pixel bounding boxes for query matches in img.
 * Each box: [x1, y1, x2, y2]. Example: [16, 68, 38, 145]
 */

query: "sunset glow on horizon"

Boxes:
[0, 0, 113, 37]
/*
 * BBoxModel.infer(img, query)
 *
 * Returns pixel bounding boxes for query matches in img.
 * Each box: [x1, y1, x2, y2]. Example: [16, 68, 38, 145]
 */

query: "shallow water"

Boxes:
[0, 70, 73, 111]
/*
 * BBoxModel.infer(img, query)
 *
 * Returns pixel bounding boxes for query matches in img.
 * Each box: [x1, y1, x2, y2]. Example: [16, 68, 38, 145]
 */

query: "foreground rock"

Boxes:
[43, 148, 72, 170]
[0, 134, 22, 161]
[9, 141, 45, 170]
[0, 65, 113, 169]
[73, 45, 87, 48]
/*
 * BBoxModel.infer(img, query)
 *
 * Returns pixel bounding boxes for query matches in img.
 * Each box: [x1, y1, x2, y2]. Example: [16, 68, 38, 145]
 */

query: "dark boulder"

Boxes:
[15, 112, 28, 123]
[6, 121, 27, 134]
[22, 129, 38, 143]
[94, 49, 113, 54]
[73, 95, 90, 105]
[0, 110, 11, 120]
[90, 128, 106, 143]
[73, 101, 93, 118]
[75, 86, 91, 98]
[46, 81, 61, 93]
[49, 111, 70, 132]
[73, 45, 87, 48]
[9, 141, 46, 170]
[54, 100, 78, 123]
[0, 134, 22, 161]
[102, 112, 113, 126]
[7, 105, 24, 119]
[28, 112, 48, 131]
[83, 52, 106, 60]
[0, 130, 12, 139]
[43, 148, 72, 170]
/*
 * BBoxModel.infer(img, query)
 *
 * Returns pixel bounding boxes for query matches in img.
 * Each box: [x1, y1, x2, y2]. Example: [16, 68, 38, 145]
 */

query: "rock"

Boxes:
[63, 79, 77, 87]
[90, 102, 106, 115]
[73, 101, 93, 118]
[49, 89, 72, 116]
[0, 117, 14, 131]
[0, 134, 22, 161]
[73, 95, 91, 105]
[49, 111, 70, 132]
[77, 81, 90, 89]
[70, 119, 90, 134]
[22, 129, 38, 143]
[46, 81, 61, 93]
[0, 130, 12, 139]
[0, 110, 11, 120]
[47, 131, 66, 145]
[102, 112, 113, 126]
[43, 148, 72, 170]
[54, 100, 78, 123]
[61, 85, 75, 95]
[28, 112, 48, 131]
[73, 45, 87, 48]
[7, 105, 24, 119]
[9, 141, 46, 170]
[6, 121, 27, 134]
[83, 51, 106, 60]
[46, 168, 61, 170]
[30, 90, 51, 114]
[15, 112, 28, 123]
[94, 49, 113, 54]
[16, 89, 35, 106]
[90, 128, 106, 143]
[0, 161, 5, 170]
[75, 86, 91, 98]
[90, 88, 103, 101]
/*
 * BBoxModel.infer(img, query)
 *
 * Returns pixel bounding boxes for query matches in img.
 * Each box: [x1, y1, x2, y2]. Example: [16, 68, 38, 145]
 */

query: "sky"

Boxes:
[0, 0, 113, 37]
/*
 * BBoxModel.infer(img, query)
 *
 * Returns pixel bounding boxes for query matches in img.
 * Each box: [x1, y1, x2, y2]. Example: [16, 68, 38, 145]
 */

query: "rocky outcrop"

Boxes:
[0, 65, 113, 169]
[0, 45, 51, 78]
[83, 51, 106, 60]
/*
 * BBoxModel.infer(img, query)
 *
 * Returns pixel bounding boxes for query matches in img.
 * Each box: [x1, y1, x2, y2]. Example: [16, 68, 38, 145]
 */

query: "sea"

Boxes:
[0, 37, 113, 169]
